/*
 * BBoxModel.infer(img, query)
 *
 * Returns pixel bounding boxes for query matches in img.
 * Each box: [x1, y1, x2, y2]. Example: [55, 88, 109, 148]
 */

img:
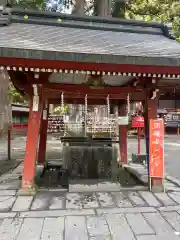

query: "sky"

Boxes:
[46, 0, 73, 13]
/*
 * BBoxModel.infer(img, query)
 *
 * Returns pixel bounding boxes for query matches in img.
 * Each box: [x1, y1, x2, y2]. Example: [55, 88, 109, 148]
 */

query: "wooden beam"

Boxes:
[43, 84, 137, 94]
[0, 57, 180, 75]
[49, 98, 110, 105]
[42, 84, 142, 100]
[45, 91, 128, 100]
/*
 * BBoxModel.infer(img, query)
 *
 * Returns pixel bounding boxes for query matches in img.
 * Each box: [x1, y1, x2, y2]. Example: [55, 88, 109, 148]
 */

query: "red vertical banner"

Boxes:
[149, 119, 164, 179]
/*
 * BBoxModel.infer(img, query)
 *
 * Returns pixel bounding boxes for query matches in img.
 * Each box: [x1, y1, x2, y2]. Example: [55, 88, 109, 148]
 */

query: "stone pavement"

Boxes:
[0, 163, 180, 239]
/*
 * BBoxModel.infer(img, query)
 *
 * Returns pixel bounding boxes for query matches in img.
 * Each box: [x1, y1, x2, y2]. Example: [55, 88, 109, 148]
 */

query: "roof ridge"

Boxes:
[0, 6, 176, 40]
[12, 8, 163, 28]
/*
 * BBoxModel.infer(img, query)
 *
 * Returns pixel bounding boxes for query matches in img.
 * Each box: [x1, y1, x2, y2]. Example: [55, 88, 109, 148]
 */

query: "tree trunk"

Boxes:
[73, 0, 84, 15]
[112, 0, 126, 18]
[94, 0, 112, 17]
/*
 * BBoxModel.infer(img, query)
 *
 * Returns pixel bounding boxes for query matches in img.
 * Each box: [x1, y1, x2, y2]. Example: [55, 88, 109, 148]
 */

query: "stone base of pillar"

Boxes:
[149, 177, 164, 193]
[17, 185, 37, 196]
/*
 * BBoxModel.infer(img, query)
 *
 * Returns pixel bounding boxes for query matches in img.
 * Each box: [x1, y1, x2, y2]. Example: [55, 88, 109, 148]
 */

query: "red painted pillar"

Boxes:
[119, 101, 127, 164]
[144, 96, 164, 192]
[22, 85, 43, 193]
[37, 101, 49, 165]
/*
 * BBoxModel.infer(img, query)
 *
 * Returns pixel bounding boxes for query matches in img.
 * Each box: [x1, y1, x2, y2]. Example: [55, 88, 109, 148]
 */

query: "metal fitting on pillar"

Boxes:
[61, 92, 64, 112]
[151, 88, 159, 99]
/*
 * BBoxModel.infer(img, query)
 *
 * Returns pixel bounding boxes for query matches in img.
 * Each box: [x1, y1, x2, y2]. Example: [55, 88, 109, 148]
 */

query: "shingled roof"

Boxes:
[0, 7, 180, 67]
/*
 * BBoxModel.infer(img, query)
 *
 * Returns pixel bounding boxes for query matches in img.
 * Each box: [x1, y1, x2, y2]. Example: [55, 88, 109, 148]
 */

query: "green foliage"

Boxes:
[110, 0, 180, 38]
[54, 105, 69, 115]
[124, 0, 180, 38]
[9, 0, 46, 10]
[8, 83, 27, 104]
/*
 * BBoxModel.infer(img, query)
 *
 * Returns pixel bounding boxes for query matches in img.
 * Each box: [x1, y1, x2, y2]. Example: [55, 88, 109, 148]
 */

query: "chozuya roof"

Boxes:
[0, 6, 180, 67]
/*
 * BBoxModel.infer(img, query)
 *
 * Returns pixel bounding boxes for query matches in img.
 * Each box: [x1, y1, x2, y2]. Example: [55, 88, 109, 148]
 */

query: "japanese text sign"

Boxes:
[132, 116, 144, 128]
[164, 113, 180, 128]
[149, 119, 164, 178]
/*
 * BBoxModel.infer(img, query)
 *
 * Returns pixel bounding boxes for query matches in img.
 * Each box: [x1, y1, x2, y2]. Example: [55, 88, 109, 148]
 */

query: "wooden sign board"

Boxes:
[117, 116, 129, 125]
[149, 119, 164, 179]
[164, 113, 180, 128]
[132, 116, 144, 128]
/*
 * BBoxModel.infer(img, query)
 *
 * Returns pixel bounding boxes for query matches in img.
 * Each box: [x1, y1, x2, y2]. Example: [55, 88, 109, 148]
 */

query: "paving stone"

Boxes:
[66, 193, 82, 209]
[0, 218, 23, 240]
[126, 213, 154, 235]
[90, 236, 112, 240]
[127, 191, 146, 206]
[154, 193, 177, 206]
[41, 217, 64, 240]
[0, 190, 16, 196]
[0, 174, 20, 182]
[65, 216, 88, 240]
[49, 196, 65, 210]
[136, 236, 158, 240]
[161, 211, 180, 232]
[139, 191, 162, 207]
[0, 183, 20, 191]
[31, 194, 50, 211]
[87, 216, 110, 237]
[166, 187, 180, 192]
[0, 185, 11, 190]
[0, 212, 16, 218]
[16, 218, 44, 240]
[0, 182, 19, 190]
[66, 193, 99, 209]
[97, 207, 157, 215]
[12, 165, 23, 174]
[0, 196, 16, 211]
[106, 214, 135, 240]
[19, 209, 95, 218]
[96, 192, 115, 208]
[143, 212, 175, 236]
[81, 193, 99, 208]
[168, 192, 180, 204]
[164, 180, 177, 188]
[111, 192, 132, 207]
[137, 235, 180, 240]
[0, 181, 21, 190]
[159, 205, 180, 212]
[12, 196, 33, 211]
